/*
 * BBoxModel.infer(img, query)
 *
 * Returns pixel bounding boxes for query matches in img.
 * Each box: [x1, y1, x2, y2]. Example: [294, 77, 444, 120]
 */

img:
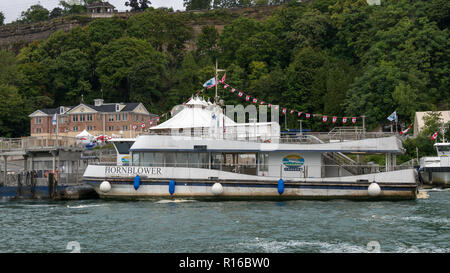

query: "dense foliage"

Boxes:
[0, 0, 448, 160]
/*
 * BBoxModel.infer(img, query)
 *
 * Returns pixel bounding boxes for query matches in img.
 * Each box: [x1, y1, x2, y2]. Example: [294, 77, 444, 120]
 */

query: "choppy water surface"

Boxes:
[0, 189, 448, 253]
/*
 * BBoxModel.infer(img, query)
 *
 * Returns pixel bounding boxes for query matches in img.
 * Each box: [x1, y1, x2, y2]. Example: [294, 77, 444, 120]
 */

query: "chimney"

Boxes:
[94, 99, 104, 106]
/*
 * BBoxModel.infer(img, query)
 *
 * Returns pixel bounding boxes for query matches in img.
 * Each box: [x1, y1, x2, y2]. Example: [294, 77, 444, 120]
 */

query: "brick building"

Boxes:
[29, 99, 157, 138]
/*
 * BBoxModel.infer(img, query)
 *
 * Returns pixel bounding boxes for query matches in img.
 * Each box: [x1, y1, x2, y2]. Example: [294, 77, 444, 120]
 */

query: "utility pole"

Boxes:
[56, 113, 59, 148]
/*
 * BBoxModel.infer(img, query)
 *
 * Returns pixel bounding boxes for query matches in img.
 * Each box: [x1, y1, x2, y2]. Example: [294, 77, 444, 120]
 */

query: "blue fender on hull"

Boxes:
[169, 180, 175, 195]
[278, 179, 284, 195]
[134, 175, 141, 190]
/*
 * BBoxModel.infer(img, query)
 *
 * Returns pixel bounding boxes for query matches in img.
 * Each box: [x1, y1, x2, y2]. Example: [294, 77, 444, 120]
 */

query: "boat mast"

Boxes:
[215, 59, 226, 104]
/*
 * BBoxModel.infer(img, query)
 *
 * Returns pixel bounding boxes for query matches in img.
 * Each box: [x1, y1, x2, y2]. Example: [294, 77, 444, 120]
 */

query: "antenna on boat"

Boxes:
[440, 125, 448, 143]
[215, 59, 226, 104]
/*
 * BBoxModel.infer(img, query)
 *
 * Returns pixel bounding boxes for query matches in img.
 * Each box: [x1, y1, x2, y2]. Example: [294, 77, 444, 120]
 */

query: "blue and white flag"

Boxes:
[52, 113, 57, 125]
[387, 111, 397, 122]
[203, 77, 216, 89]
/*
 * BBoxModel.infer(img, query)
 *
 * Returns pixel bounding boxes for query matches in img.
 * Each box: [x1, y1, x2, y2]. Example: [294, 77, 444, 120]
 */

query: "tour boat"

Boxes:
[83, 96, 418, 200]
[419, 141, 450, 188]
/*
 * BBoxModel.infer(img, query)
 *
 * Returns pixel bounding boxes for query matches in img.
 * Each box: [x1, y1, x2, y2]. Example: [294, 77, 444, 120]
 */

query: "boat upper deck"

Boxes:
[130, 134, 404, 154]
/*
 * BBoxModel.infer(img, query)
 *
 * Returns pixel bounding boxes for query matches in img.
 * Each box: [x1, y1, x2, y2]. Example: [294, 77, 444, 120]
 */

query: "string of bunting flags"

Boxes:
[133, 76, 414, 134]
[221, 80, 360, 124]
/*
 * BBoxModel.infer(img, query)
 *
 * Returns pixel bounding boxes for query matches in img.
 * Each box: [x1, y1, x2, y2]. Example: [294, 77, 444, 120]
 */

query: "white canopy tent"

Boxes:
[76, 129, 93, 139]
[76, 129, 94, 143]
[150, 95, 280, 141]
[150, 96, 235, 131]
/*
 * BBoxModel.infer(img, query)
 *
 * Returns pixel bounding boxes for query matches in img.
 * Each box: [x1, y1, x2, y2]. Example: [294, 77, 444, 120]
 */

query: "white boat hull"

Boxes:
[83, 166, 418, 200]
[420, 169, 450, 187]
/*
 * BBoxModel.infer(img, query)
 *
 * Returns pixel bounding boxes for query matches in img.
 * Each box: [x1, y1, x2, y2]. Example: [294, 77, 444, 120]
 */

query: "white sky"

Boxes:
[0, 0, 185, 23]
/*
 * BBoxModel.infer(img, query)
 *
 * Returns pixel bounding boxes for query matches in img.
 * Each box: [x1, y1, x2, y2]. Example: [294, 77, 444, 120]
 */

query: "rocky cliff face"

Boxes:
[0, 5, 279, 53]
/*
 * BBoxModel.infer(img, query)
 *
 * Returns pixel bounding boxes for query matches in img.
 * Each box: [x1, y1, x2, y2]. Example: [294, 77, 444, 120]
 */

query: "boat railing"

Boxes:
[88, 162, 413, 179]
[142, 132, 328, 144]
[142, 130, 395, 144]
[0, 136, 82, 151]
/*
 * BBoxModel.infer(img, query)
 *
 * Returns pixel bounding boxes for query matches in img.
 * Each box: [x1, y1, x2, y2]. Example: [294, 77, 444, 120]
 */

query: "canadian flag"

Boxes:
[245, 95, 250, 101]
[238, 92, 243, 97]
[220, 73, 226, 84]
[282, 108, 287, 114]
[431, 131, 439, 141]
[253, 98, 258, 104]
[306, 113, 311, 119]
[323, 115, 328, 122]
[231, 88, 236, 93]
[352, 117, 357, 124]
[332, 116, 337, 123]
[224, 84, 229, 89]
[260, 101, 265, 105]
[342, 117, 347, 124]
[290, 110, 294, 114]
[298, 112, 302, 117]
[141, 123, 145, 128]
[268, 104, 272, 108]
[149, 120, 153, 126]
[132, 125, 137, 130]
[400, 123, 413, 135]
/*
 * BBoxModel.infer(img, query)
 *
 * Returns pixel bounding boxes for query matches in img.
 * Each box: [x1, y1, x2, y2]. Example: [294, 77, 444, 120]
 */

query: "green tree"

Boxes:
[196, 26, 219, 61]
[125, 0, 151, 11]
[87, 17, 126, 45]
[59, 1, 87, 15]
[96, 37, 167, 103]
[127, 8, 192, 62]
[0, 51, 18, 85]
[288, 9, 334, 50]
[20, 4, 50, 23]
[50, 49, 93, 105]
[218, 17, 262, 66]
[49, 7, 63, 19]
[0, 11, 5, 25]
[0, 84, 28, 137]
[184, 0, 211, 10]
[344, 62, 426, 129]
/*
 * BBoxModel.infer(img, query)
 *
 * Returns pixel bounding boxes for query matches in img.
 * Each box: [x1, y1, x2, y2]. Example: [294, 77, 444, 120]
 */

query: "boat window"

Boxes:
[175, 152, 189, 167]
[211, 153, 223, 170]
[165, 152, 176, 167]
[437, 146, 450, 152]
[188, 153, 199, 168]
[132, 152, 140, 166]
[259, 153, 269, 172]
[140, 152, 164, 167]
[114, 142, 133, 155]
[199, 153, 209, 168]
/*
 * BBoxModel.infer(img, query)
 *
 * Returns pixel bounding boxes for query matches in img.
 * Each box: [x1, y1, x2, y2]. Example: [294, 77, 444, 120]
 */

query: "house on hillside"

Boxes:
[28, 99, 157, 138]
[87, 1, 117, 18]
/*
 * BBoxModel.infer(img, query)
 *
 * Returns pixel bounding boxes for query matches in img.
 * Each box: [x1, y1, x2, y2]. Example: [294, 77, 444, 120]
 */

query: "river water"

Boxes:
[0, 189, 448, 253]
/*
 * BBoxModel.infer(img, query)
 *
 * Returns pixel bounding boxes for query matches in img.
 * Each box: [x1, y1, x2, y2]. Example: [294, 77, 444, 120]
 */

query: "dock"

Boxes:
[0, 136, 99, 199]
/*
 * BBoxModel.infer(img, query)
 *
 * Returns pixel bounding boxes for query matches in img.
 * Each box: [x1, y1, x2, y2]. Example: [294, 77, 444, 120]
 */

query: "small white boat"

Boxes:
[83, 96, 418, 200]
[419, 142, 450, 188]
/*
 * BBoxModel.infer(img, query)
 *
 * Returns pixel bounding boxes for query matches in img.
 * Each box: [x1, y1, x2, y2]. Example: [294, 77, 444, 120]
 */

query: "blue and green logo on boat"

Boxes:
[282, 155, 304, 171]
